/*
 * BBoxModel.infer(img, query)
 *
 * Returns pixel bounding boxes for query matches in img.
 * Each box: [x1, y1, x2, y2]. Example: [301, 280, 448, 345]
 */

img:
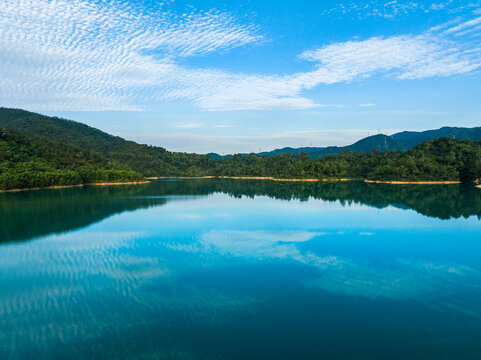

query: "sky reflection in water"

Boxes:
[1, 180, 481, 359]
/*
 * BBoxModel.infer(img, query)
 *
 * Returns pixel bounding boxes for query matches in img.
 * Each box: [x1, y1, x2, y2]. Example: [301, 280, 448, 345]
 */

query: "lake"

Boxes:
[1, 179, 481, 360]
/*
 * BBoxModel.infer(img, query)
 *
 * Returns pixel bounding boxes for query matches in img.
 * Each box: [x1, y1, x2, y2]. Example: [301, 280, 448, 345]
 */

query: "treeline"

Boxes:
[2, 127, 481, 191]
[2, 108, 480, 185]
[0, 129, 144, 190]
[2, 105, 481, 190]
[205, 137, 481, 182]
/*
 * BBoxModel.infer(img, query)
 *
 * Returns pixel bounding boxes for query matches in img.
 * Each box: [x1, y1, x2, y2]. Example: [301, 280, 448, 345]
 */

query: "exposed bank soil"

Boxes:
[364, 180, 461, 184]
[147, 176, 352, 182]
[89, 181, 150, 186]
[146, 176, 215, 180]
[149, 176, 462, 184]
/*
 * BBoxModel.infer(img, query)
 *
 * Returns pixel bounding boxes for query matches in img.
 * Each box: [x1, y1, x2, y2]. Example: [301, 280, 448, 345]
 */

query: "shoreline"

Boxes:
[149, 176, 461, 184]
[364, 180, 461, 185]
[146, 176, 215, 180]
[148, 176, 352, 182]
[0, 181, 150, 193]
[1, 176, 470, 193]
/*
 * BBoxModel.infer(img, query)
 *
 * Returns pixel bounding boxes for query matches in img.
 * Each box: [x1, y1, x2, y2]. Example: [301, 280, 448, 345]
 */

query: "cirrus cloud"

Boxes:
[0, 0, 480, 112]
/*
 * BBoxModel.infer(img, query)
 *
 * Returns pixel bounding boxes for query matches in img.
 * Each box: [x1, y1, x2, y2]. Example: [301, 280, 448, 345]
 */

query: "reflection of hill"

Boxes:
[2, 179, 479, 243]
[0, 184, 166, 243]
[147, 179, 481, 220]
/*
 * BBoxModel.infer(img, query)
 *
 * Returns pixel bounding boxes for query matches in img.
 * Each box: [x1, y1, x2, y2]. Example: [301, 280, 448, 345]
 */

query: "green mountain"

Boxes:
[1, 107, 480, 187]
[369, 137, 481, 182]
[0, 107, 214, 177]
[280, 134, 406, 158]
[391, 126, 481, 149]
[207, 126, 481, 159]
[0, 128, 143, 190]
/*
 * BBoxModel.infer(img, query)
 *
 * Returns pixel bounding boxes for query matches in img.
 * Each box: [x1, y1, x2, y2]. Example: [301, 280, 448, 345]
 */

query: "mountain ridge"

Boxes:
[207, 126, 481, 159]
[1, 107, 481, 189]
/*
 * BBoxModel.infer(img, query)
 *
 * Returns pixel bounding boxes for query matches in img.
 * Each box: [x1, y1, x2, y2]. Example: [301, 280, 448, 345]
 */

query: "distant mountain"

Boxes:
[391, 126, 481, 149]
[206, 126, 481, 159]
[205, 152, 226, 160]
[258, 134, 406, 158]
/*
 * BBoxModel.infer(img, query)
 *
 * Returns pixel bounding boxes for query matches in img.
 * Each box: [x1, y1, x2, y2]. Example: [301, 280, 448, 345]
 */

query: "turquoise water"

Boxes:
[1, 179, 481, 359]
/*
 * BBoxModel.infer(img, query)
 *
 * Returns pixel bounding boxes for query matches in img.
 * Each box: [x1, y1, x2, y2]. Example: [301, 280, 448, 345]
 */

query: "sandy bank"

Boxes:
[149, 176, 352, 182]
[146, 176, 215, 180]
[0, 181, 150, 193]
[88, 181, 150, 186]
[364, 180, 461, 185]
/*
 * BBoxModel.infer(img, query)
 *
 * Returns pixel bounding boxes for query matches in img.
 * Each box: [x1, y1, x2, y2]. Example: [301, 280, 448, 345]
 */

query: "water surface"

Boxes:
[1, 180, 481, 359]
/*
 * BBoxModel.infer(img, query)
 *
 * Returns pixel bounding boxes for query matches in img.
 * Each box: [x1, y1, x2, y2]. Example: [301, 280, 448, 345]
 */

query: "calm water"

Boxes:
[1, 179, 481, 360]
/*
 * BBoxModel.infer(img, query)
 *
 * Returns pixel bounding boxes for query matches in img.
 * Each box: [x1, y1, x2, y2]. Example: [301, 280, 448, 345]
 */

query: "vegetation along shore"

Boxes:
[0, 181, 151, 193]
[1, 108, 481, 191]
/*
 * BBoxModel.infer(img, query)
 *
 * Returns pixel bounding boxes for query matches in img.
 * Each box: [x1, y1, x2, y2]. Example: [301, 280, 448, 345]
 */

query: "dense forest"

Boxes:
[206, 137, 481, 182]
[0, 128, 143, 190]
[1, 107, 481, 190]
[0, 107, 216, 177]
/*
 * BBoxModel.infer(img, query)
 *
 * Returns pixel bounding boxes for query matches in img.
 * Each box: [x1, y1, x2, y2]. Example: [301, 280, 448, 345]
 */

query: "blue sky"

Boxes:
[1, 0, 481, 153]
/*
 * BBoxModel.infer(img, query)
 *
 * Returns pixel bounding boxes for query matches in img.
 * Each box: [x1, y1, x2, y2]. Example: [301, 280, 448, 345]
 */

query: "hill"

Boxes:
[0, 107, 214, 177]
[391, 126, 481, 149]
[0, 128, 143, 190]
[1, 107, 480, 186]
[369, 137, 481, 182]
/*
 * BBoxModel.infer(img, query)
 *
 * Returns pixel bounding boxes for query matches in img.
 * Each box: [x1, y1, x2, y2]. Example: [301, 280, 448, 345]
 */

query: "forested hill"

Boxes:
[0, 107, 214, 177]
[0, 128, 143, 190]
[1, 107, 481, 189]
[0, 108, 126, 151]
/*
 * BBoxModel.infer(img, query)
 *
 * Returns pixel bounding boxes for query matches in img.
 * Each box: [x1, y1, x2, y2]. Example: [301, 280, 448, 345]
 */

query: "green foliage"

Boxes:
[0, 107, 213, 177]
[367, 138, 481, 182]
[207, 138, 481, 182]
[1, 108, 481, 187]
[0, 129, 144, 190]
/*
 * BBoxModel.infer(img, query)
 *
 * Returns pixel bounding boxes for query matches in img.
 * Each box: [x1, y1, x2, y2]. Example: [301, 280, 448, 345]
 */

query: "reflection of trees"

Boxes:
[2, 179, 479, 243]
[149, 179, 481, 220]
[0, 184, 164, 243]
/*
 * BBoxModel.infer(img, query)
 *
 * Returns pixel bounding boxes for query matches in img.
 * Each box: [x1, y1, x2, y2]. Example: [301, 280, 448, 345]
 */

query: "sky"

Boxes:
[1, 0, 481, 153]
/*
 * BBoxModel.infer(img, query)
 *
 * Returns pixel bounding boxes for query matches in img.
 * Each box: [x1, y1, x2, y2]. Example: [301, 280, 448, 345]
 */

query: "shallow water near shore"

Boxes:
[1, 179, 481, 359]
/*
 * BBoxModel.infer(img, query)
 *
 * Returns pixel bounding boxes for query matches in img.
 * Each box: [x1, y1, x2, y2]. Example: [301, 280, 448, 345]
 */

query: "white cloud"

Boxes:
[0, 0, 264, 111]
[0, 0, 480, 112]
[212, 124, 233, 128]
[443, 15, 481, 35]
[323, 0, 477, 19]
[173, 122, 203, 128]
[360, 103, 376, 107]
[299, 33, 481, 82]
